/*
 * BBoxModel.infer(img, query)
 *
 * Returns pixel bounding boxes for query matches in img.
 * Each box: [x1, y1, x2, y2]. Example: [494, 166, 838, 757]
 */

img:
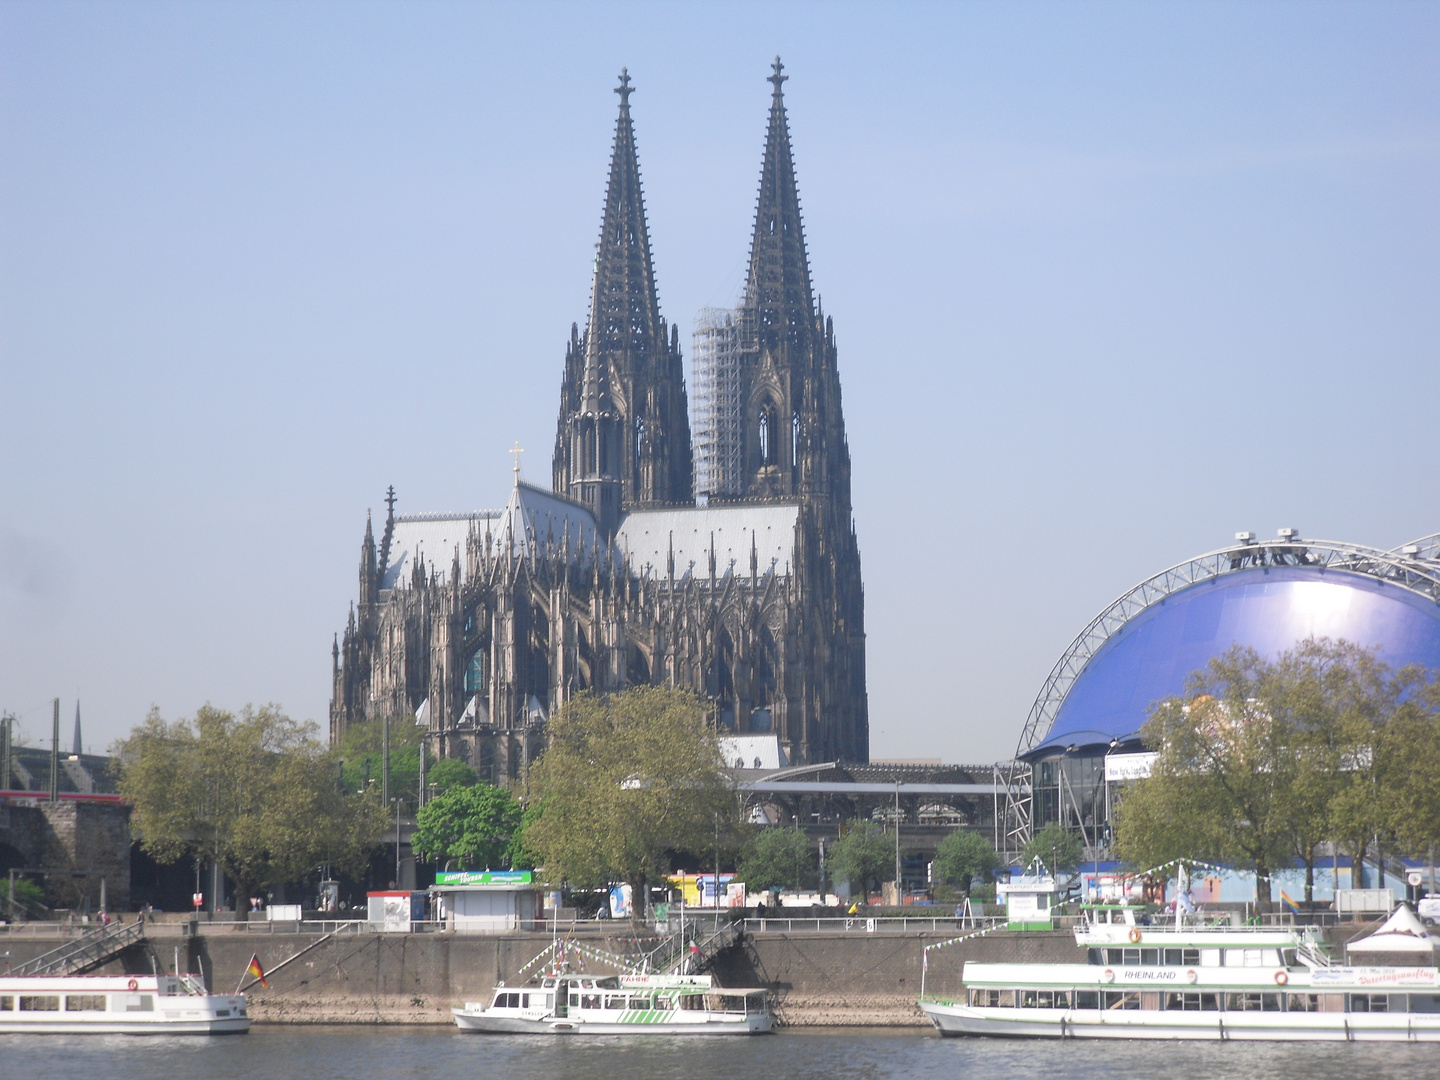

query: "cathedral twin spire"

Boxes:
[745, 57, 816, 355]
[555, 59, 845, 529]
[554, 68, 690, 534]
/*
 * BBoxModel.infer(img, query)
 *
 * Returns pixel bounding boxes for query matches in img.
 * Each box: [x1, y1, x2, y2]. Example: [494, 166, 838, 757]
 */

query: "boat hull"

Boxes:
[452, 1007, 770, 1035]
[920, 1001, 1440, 1042]
[0, 1016, 250, 1035]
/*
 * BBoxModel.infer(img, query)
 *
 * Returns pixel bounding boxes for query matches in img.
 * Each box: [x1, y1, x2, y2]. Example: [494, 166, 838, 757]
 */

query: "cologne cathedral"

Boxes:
[330, 61, 868, 779]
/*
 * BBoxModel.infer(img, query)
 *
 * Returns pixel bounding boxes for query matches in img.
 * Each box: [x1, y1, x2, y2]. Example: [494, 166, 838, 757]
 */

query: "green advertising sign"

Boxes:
[434, 870, 534, 886]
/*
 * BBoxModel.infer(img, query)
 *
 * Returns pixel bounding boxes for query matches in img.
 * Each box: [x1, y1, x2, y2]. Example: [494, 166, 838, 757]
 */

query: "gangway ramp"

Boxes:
[12, 919, 146, 975]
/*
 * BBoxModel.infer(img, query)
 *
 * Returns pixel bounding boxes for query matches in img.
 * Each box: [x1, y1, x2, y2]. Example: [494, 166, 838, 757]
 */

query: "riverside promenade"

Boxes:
[0, 915, 1373, 1026]
[1, 915, 1082, 1026]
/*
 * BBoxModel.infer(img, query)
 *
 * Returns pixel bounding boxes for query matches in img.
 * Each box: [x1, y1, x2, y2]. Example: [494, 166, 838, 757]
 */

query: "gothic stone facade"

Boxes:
[331, 63, 867, 779]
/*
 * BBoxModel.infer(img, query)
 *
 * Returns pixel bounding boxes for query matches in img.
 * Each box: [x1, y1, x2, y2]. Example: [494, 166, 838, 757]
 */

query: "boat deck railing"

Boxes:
[742, 915, 1010, 934]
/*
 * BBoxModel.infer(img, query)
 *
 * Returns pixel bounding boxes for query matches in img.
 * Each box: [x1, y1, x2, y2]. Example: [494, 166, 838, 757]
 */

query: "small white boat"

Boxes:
[453, 972, 770, 1034]
[920, 904, 1440, 1042]
[0, 974, 249, 1035]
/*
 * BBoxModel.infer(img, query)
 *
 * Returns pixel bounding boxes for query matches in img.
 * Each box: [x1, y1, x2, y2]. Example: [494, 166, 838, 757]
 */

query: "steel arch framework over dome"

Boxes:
[1015, 534, 1440, 763]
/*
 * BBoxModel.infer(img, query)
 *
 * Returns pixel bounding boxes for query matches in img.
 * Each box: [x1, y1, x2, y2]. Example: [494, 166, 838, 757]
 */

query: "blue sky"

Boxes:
[2, 2, 1436, 763]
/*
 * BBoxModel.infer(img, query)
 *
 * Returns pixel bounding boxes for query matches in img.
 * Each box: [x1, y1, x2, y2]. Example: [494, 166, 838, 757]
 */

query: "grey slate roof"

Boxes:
[379, 483, 798, 588]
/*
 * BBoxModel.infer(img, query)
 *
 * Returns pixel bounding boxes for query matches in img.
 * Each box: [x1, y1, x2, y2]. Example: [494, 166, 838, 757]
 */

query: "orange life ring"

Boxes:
[1128, 927, 1142, 944]
[127, 978, 139, 991]
[1274, 970, 1289, 986]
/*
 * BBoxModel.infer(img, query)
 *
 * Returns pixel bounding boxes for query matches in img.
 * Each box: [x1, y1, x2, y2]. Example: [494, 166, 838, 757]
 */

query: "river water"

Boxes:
[2, 1026, 1435, 1079]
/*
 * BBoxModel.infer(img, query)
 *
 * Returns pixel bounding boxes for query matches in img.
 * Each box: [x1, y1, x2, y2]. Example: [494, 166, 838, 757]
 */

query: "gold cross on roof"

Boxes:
[510, 442, 524, 486]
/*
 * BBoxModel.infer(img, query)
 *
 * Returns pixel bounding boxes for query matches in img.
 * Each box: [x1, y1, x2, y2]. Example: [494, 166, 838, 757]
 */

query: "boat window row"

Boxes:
[1089, 948, 1201, 967]
[1088, 948, 1291, 968]
[0, 994, 116, 1012]
[969, 989, 1440, 1014]
[567, 993, 665, 1011]
[493, 992, 550, 1009]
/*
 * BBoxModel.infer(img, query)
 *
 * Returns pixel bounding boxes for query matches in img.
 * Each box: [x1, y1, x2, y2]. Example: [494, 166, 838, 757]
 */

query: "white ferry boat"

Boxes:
[453, 972, 770, 1034]
[0, 974, 249, 1034]
[920, 905, 1440, 1041]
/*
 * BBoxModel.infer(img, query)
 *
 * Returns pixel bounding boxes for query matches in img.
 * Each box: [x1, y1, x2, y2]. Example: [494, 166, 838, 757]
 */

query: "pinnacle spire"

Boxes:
[744, 55, 813, 351]
[583, 68, 662, 403]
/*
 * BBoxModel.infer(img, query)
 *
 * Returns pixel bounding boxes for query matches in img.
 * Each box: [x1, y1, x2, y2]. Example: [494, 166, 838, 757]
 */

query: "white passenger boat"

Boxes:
[0, 974, 249, 1034]
[920, 905, 1440, 1041]
[453, 972, 770, 1034]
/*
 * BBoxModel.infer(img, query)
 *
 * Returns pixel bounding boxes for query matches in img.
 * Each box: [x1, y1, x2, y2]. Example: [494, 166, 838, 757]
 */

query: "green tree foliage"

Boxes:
[335, 716, 422, 801]
[830, 822, 893, 895]
[4, 876, 47, 918]
[412, 782, 523, 869]
[425, 757, 478, 796]
[932, 829, 1000, 896]
[1113, 639, 1440, 909]
[1023, 821, 1084, 876]
[738, 828, 813, 893]
[114, 705, 381, 903]
[524, 688, 732, 916]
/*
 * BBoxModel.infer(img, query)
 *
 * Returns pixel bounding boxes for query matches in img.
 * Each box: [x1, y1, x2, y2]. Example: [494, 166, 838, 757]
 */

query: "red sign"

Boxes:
[192, 892, 204, 908]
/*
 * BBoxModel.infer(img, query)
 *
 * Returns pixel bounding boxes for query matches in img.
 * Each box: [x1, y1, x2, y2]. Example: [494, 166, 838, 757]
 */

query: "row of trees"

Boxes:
[115, 706, 382, 904]
[1114, 638, 1440, 909]
[118, 689, 1025, 912]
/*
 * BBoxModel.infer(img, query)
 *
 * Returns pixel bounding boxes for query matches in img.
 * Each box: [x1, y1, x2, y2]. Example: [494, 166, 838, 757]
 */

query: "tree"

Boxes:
[426, 757, 478, 796]
[1265, 639, 1389, 901]
[1111, 638, 1439, 911]
[830, 822, 893, 897]
[412, 782, 522, 869]
[524, 687, 732, 919]
[933, 829, 999, 896]
[1381, 677, 1440, 864]
[1023, 822, 1084, 877]
[1114, 648, 1296, 910]
[739, 828, 813, 893]
[114, 705, 380, 905]
[334, 715, 422, 801]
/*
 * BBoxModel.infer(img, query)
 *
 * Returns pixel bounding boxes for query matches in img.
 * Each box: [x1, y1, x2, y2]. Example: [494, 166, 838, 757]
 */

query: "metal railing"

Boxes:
[743, 915, 1008, 934]
[11, 919, 145, 975]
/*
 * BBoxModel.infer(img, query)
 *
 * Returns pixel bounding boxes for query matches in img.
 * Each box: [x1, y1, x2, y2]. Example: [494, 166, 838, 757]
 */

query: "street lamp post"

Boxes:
[894, 781, 901, 902]
[393, 798, 402, 887]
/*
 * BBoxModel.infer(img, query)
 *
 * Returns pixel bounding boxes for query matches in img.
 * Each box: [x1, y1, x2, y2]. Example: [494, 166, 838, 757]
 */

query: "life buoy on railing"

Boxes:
[1186, 969, 1198, 985]
[1275, 970, 1289, 986]
[127, 978, 139, 991]
[1102, 968, 1116, 984]
[1128, 927, 1142, 944]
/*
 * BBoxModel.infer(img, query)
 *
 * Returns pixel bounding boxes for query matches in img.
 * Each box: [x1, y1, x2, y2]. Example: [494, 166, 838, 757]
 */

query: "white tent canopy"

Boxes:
[1346, 903, 1440, 954]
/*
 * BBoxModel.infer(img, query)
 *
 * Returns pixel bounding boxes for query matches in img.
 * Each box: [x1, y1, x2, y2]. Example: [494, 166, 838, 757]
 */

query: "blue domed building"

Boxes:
[1003, 531, 1440, 851]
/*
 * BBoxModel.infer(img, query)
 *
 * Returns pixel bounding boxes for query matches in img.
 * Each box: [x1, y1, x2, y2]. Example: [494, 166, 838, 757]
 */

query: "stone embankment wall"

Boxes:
[0, 926, 1083, 1026]
[5, 922, 1384, 1027]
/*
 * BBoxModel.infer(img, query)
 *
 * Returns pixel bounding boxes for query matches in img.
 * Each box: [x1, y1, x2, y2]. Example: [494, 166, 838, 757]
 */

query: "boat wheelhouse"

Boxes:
[453, 972, 770, 1034]
[0, 974, 249, 1035]
[920, 904, 1440, 1041]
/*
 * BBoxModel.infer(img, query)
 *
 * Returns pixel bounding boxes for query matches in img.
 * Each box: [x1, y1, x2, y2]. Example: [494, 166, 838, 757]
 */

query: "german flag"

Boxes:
[247, 953, 269, 989]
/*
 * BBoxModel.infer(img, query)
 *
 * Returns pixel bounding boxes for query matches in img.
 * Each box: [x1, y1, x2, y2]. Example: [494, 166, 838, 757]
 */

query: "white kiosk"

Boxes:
[430, 870, 543, 933]
[997, 870, 1058, 931]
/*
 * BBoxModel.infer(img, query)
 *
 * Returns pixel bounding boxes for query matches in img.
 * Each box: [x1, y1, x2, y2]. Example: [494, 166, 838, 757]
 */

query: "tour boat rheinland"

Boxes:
[920, 906, 1440, 1041]
[453, 973, 771, 1034]
[0, 974, 249, 1034]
